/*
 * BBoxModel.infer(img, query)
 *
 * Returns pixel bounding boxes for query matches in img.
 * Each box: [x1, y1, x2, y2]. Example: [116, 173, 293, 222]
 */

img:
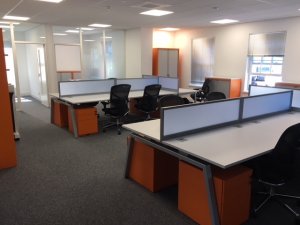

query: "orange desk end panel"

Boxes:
[68, 107, 98, 136]
[128, 139, 178, 192]
[53, 100, 68, 128]
[0, 28, 17, 169]
[178, 161, 252, 225]
[229, 79, 242, 98]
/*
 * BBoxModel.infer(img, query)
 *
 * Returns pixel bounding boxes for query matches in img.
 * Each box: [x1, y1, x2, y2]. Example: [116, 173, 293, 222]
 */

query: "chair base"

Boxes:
[102, 118, 123, 135]
[253, 182, 300, 219]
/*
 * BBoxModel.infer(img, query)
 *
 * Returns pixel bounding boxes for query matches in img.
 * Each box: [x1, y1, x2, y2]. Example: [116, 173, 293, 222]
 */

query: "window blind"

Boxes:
[248, 31, 286, 56]
[191, 37, 215, 84]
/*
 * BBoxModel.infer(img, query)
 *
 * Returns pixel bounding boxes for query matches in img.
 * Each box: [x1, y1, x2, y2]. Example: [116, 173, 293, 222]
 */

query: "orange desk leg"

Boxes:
[128, 138, 178, 192]
[178, 161, 252, 225]
[52, 100, 68, 128]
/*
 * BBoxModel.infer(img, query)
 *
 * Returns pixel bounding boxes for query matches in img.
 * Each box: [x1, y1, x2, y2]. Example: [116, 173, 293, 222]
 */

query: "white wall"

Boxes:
[140, 28, 153, 76]
[111, 30, 125, 78]
[174, 16, 300, 89]
[125, 29, 141, 78]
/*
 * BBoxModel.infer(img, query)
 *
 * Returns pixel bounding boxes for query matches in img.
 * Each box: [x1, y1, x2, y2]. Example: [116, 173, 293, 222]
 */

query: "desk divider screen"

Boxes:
[292, 90, 300, 108]
[158, 77, 179, 91]
[116, 78, 158, 91]
[242, 91, 292, 120]
[142, 75, 155, 78]
[249, 85, 288, 96]
[59, 79, 115, 97]
[161, 99, 240, 140]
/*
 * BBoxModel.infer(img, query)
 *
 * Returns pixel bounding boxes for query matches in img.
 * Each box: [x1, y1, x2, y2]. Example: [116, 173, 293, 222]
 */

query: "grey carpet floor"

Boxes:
[1, 99, 300, 225]
[0, 110, 196, 225]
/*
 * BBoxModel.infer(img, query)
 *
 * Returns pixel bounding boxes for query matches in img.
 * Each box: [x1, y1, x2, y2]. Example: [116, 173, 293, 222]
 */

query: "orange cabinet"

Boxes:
[128, 138, 178, 192]
[68, 107, 98, 136]
[0, 29, 17, 169]
[178, 161, 252, 225]
[206, 77, 242, 98]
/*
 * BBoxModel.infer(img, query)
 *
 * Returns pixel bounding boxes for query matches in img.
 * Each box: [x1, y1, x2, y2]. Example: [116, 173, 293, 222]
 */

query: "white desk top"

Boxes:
[124, 119, 161, 142]
[50, 88, 194, 105]
[123, 112, 300, 169]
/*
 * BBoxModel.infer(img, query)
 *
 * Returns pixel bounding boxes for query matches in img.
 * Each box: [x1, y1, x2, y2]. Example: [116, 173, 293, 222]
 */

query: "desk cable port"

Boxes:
[176, 137, 187, 142]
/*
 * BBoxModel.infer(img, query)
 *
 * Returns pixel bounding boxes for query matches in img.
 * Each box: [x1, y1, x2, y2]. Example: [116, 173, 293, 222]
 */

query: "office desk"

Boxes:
[123, 111, 300, 225]
[50, 88, 195, 137]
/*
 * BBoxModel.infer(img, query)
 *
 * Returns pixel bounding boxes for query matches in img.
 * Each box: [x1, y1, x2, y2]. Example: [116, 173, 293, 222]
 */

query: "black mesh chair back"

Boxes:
[251, 123, 300, 220]
[190, 79, 210, 102]
[109, 84, 131, 116]
[158, 94, 185, 108]
[101, 84, 131, 134]
[136, 84, 161, 114]
[205, 92, 226, 101]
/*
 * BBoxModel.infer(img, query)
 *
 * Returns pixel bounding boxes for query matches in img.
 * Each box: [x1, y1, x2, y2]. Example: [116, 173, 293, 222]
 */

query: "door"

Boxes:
[37, 46, 48, 106]
[16, 43, 48, 106]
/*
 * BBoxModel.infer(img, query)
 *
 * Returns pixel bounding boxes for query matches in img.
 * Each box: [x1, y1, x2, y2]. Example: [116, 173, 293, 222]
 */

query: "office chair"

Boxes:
[158, 94, 185, 108]
[251, 123, 300, 224]
[190, 79, 210, 102]
[135, 84, 161, 120]
[205, 91, 226, 101]
[101, 84, 131, 135]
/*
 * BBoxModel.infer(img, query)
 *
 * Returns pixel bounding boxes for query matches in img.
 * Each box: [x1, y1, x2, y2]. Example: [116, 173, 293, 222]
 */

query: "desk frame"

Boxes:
[51, 97, 83, 138]
[125, 133, 220, 225]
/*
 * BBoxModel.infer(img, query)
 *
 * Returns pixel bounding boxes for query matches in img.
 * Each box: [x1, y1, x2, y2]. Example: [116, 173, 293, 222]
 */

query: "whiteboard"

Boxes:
[55, 45, 81, 71]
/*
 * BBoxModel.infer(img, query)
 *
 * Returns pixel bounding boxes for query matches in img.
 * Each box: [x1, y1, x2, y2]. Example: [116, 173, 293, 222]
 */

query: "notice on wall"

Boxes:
[55, 44, 81, 72]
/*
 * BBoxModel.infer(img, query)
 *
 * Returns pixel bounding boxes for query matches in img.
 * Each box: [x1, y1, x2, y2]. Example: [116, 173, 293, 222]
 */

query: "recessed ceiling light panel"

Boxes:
[66, 30, 79, 33]
[37, 0, 63, 3]
[0, 21, 20, 25]
[53, 33, 67, 36]
[140, 9, 173, 16]
[77, 27, 95, 31]
[210, 19, 239, 24]
[3, 15, 30, 21]
[160, 27, 179, 31]
[88, 24, 112, 28]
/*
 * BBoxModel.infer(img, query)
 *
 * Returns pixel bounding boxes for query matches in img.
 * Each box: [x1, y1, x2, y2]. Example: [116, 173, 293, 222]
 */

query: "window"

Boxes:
[245, 32, 286, 90]
[249, 55, 284, 86]
[191, 37, 215, 85]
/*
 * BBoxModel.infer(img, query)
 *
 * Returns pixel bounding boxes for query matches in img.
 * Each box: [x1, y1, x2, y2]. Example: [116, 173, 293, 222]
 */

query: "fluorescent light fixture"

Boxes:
[76, 27, 95, 31]
[40, 36, 46, 39]
[140, 9, 173, 16]
[0, 25, 10, 29]
[3, 15, 30, 21]
[160, 27, 179, 31]
[53, 33, 67, 36]
[210, 19, 239, 24]
[84, 40, 95, 42]
[37, 0, 63, 3]
[66, 30, 79, 33]
[0, 21, 20, 25]
[88, 23, 112, 28]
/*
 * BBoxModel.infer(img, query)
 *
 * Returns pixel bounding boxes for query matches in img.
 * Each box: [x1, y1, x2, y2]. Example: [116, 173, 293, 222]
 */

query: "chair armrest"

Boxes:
[101, 100, 110, 109]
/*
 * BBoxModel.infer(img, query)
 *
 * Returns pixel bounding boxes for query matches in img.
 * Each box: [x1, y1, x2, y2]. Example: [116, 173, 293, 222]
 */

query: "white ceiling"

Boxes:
[1, 0, 300, 31]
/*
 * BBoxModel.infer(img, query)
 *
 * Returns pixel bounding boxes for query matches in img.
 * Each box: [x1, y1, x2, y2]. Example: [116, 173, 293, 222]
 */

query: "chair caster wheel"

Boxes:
[103, 129, 106, 133]
[118, 131, 121, 135]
